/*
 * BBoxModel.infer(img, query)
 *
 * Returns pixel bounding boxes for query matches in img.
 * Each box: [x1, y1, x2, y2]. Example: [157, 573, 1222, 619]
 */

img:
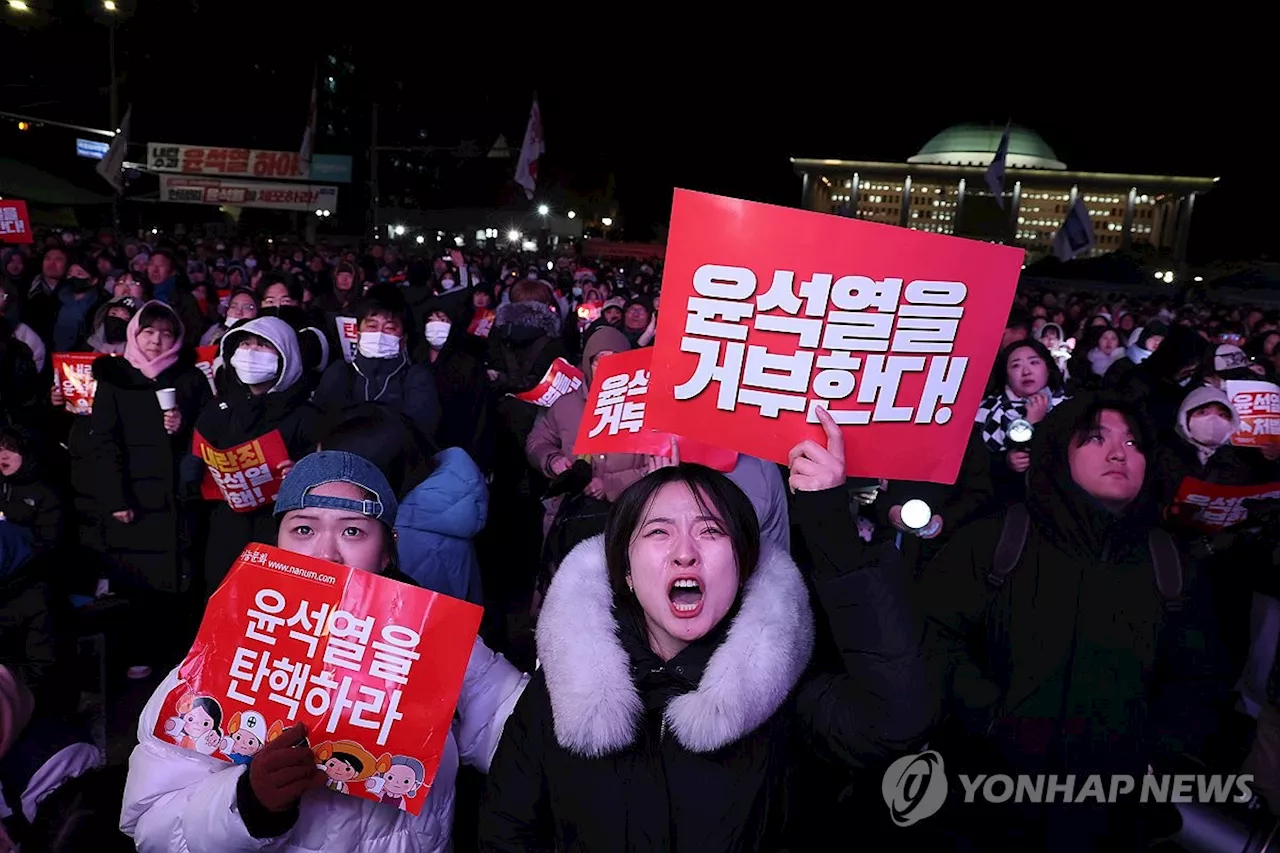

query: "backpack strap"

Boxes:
[987, 503, 1030, 589]
[1147, 527, 1184, 606]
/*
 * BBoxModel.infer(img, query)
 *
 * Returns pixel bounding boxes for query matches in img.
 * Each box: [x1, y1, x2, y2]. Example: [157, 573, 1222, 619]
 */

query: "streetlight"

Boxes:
[103, 0, 116, 10]
[601, 217, 613, 227]
[567, 210, 576, 219]
[392, 224, 405, 236]
[416, 235, 425, 244]
[1194, 275, 1204, 282]
[7, 1, 30, 11]
[537, 204, 549, 216]
[507, 229, 520, 243]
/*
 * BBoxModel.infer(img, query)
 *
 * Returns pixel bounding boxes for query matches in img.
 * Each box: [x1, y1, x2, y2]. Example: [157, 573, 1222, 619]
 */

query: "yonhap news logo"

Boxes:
[881, 750, 1254, 827]
[881, 750, 949, 826]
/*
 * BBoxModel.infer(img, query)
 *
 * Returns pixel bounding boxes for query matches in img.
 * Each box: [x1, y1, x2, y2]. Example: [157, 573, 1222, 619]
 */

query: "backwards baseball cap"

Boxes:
[273, 451, 398, 525]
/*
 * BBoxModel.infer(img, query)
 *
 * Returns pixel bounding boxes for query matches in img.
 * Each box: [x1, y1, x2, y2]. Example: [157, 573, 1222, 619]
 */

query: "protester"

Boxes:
[120, 450, 527, 853]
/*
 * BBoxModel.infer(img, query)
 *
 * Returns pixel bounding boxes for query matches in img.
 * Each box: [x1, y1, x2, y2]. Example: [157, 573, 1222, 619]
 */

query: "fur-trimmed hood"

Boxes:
[495, 300, 562, 340]
[536, 535, 814, 758]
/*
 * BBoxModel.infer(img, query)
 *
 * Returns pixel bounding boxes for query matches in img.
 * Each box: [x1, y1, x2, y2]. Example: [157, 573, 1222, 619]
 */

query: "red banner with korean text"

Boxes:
[153, 544, 481, 816]
[1226, 380, 1280, 448]
[53, 352, 111, 414]
[510, 357, 585, 407]
[467, 308, 495, 338]
[193, 430, 292, 512]
[336, 316, 359, 363]
[0, 200, 33, 245]
[1170, 477, 1280, 533]
[195, 345, 219, 395]
[646, 190, 1024, 484]
[572, 349, 738, 472]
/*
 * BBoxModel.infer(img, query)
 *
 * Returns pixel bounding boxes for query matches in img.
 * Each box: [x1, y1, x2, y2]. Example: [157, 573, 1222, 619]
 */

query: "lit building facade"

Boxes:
[792, 124, 1217, 261]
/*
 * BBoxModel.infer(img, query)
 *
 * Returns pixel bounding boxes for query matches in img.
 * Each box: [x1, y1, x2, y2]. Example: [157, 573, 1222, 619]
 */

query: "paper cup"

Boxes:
[155, 388, 178, 411]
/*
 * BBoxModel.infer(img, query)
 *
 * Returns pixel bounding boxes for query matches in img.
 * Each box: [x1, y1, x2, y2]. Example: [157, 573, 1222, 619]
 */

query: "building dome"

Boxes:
[907, 123, 1067, 170]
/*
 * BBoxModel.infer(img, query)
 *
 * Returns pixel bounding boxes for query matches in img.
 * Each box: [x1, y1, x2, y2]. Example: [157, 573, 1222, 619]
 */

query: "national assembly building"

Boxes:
[791, 124, 1217, 262]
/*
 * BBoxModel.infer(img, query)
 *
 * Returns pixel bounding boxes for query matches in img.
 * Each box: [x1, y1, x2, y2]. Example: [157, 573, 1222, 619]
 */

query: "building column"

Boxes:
[899, 175, 913, 228]
[954, 178, 966, 233]
[849, 172, 861, 218]
[1008, 180, 1022, 239]
[1174, 192, 1197, 262]
[1120, 186, 1137, 250]
[800, 172, 812, 210]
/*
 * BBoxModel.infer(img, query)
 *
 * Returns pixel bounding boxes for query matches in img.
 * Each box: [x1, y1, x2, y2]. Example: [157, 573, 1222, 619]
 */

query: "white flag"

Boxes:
[1052, 197, 1097, 262]
[514, 98, 544, 200]
[95, 105, 131, 194]
[299, 69, 318, 176]
[985, 121, 1011, 209]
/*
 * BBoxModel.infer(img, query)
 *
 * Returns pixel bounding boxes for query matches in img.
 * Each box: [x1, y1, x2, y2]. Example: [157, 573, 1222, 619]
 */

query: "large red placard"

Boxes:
[154, 544, 482, 816]
[646, 190, 1023, 484]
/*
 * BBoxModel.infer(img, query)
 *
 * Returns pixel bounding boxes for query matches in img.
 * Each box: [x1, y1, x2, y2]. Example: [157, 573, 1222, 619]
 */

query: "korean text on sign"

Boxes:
[1171, 477, 1280, 533]
[646, 190, 1023, 484]
[1226, 380, 1280, 448]
[0, 201, 33, 245]
[53, 352, 110, 414]
[153, 544, 481, 816]
[193, 429, 291, 512]
[571, 348, 738, 471]
[510, 358, 585, 408]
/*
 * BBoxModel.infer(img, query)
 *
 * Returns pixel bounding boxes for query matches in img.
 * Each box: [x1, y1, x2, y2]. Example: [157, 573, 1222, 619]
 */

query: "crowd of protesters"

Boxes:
[0, 225, 1278, 851]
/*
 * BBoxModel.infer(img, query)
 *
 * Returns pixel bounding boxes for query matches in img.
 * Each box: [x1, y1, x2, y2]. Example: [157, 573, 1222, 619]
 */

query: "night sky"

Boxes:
[2, 4, 1272, 263]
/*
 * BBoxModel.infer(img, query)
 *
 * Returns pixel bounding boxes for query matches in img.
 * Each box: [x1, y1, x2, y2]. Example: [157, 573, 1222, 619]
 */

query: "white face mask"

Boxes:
[358, 330, 401, 359]
[230, 348, 280, 386]
[425, 320, 451, 348]
[1187, 415, 1235, 448]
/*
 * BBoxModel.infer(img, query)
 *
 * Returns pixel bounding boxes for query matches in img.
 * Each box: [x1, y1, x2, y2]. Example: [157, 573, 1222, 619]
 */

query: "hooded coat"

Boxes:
[88, 303, 212, 593]
[395, 447, 488, 604]
[192, 317, 321, 589]
[526, 326, 646, 533]
[478, 536, 815, 852]
[488, 301, 567, 454]
[0, 435, 61, 552]
[920, 393, 1229, 849]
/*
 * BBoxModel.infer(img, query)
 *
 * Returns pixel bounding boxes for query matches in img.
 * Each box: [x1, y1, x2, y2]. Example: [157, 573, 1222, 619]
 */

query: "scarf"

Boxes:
[123, 300, 185, 379]
[1087, 346, 1125, 377]
[975, 388, 1069, 451]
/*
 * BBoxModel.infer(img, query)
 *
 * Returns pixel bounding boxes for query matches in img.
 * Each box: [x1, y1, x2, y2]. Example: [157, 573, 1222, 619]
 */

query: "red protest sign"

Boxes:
[154, 544, 481, 816]
[467, 308, 495, 338]
[336, 316, 359, 362]
[1170, 477, 1280, 532]
[1226, 380, 1280, 448]
[0, 201, 33, 245]
[573, 349, 738, 472]
[193, 429, 292, 512]
[510, 357, 585, 407]
[647, 190, 1024, 485]
[194, 344, 219, 395]
[53, 352, 111, 414]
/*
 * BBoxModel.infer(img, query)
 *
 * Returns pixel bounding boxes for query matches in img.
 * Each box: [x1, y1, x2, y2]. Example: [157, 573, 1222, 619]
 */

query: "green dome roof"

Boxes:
[907, 123, 1066, 170]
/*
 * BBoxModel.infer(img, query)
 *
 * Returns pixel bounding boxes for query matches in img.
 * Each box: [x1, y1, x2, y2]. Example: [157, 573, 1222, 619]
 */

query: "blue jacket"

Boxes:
[395, 447, 486, 604]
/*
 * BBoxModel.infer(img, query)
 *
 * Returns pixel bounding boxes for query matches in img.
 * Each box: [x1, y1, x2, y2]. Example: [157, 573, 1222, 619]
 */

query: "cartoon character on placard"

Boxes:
[220, 710, 269, 765]
[364, 754, 426, 811]
[162, 694, 224, 756]
[314, 740, 378, 794]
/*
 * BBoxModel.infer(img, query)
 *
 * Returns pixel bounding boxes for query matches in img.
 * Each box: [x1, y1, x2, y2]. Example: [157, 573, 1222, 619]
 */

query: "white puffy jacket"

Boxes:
[121, 637, 528, 852]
